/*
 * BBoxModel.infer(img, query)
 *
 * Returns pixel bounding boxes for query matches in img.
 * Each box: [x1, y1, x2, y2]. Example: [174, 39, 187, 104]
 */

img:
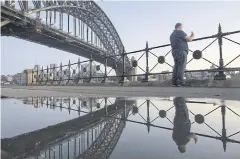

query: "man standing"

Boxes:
[170, 23, 194, 87]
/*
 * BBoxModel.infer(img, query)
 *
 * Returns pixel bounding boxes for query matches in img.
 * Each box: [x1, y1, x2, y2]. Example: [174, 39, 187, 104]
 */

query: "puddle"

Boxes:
[1, 96, 240, 159]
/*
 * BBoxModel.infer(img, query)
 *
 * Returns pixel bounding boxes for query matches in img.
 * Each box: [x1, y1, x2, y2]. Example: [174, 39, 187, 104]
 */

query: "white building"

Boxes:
[50, 64, 57, 70]
[62, 68, 71, 80]
[185, 71, 209, 80]
[12, 72, 27, 85]
[79, 63, 105, 82]
[81, 63, 97, 77]
[158, 71, 172, 82]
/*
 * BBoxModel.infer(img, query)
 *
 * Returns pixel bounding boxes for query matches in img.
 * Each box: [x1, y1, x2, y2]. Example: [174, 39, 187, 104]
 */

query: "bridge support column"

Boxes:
[59, 12, 63, 30]
[19, 0, 28, 12]
[73, 17, 77, 37]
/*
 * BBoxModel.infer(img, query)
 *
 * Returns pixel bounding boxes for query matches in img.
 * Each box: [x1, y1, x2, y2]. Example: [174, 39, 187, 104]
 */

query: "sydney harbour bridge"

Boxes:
[1, 0, 240, 85]
[1, 0, 131, 77]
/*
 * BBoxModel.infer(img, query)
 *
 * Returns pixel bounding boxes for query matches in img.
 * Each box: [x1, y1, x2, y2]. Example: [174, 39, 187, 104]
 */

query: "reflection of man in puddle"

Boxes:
[172, 97, 198, 153]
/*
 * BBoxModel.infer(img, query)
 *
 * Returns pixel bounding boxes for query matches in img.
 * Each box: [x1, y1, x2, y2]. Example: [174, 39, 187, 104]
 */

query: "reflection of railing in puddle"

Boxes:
[113, 97, 240, 152]
[3, 97, 239, 158]
[22, 97, 118, 116]
[26, 97, 240, 153]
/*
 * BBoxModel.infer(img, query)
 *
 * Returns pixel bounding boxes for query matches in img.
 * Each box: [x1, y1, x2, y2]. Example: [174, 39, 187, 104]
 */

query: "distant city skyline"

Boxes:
[1, 1, 240, 75]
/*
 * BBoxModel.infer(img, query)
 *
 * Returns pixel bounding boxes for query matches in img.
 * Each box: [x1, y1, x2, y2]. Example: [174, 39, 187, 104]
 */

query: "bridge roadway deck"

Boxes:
[2, 86, 240, 100]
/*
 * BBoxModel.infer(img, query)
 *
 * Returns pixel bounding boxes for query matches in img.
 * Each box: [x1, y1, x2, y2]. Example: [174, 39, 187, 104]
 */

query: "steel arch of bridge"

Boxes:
[33, 97, 132, 159]
[1, 0, 131, 73]
[29, 1, 124, 55]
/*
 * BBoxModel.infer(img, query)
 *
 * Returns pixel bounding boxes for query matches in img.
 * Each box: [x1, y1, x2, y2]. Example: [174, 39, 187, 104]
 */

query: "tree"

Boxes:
[1, 75, 8, 82]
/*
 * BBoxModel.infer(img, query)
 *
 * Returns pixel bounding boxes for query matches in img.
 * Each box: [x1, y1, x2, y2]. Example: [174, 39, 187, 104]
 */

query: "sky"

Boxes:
[1, 1, 240, 75]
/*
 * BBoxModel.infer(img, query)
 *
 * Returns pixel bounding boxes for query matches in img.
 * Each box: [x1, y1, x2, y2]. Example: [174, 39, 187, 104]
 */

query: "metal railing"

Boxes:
[30, 24, 240, 85]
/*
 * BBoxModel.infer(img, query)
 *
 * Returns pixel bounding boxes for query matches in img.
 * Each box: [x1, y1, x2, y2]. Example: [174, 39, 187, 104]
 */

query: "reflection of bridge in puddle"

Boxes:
[1, 97, 240, 159]
[2, 97, 135, 159]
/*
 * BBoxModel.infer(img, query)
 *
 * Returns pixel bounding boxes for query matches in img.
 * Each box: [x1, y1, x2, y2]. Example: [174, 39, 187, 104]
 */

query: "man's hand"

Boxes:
[185, 31, 195, 42]
[193, 134, 198, 144]
[188, 133, 198, 144]
[190, 32, 195, 38]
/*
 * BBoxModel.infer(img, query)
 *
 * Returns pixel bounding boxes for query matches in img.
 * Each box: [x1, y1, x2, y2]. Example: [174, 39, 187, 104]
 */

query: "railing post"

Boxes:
[214, 24, 226, 80]
[67, 60, 71, 84]
[143, 42, 149, 82]
[119, 50, 125, 83]
[77, 57, 81, 84]
[36, 66, 39, 85]
[105, 97, 108, 116]
[68, 97, 71, 114]
[59, 62, 62, 85]
[90, 98, 93, 114]
[31, 68, 34, 85]
[102, 52, 107, 83]
[46, 65, 49, 85]
[221, 104, 227, 151]
[87, 26, 89, 42]
[124, 100, 127, 119]
[41, 66, 44, 85]
[78, 98, 81, 116]
[146, 100, 150, 133]
[89, 54, 93, 83]
[52, 64, 55, 85]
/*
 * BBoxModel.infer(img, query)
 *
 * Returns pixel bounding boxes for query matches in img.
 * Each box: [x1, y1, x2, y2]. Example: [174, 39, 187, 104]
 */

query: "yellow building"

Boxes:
[24, 69, 37, 85]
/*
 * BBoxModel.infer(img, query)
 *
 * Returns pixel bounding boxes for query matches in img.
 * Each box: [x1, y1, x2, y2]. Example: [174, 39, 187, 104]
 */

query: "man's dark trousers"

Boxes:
[172, 50, 187, 85]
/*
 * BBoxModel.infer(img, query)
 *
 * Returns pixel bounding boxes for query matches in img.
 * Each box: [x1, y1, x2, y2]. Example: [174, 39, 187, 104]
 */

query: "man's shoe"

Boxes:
[172, 84, 179, 87]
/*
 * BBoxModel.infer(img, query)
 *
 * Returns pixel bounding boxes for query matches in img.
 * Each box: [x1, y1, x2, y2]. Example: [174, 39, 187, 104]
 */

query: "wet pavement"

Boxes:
[1, 96, 240, 159]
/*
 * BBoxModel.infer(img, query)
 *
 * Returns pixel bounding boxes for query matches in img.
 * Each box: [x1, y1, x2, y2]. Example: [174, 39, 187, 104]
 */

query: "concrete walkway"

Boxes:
[1, 86, 240, 100]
